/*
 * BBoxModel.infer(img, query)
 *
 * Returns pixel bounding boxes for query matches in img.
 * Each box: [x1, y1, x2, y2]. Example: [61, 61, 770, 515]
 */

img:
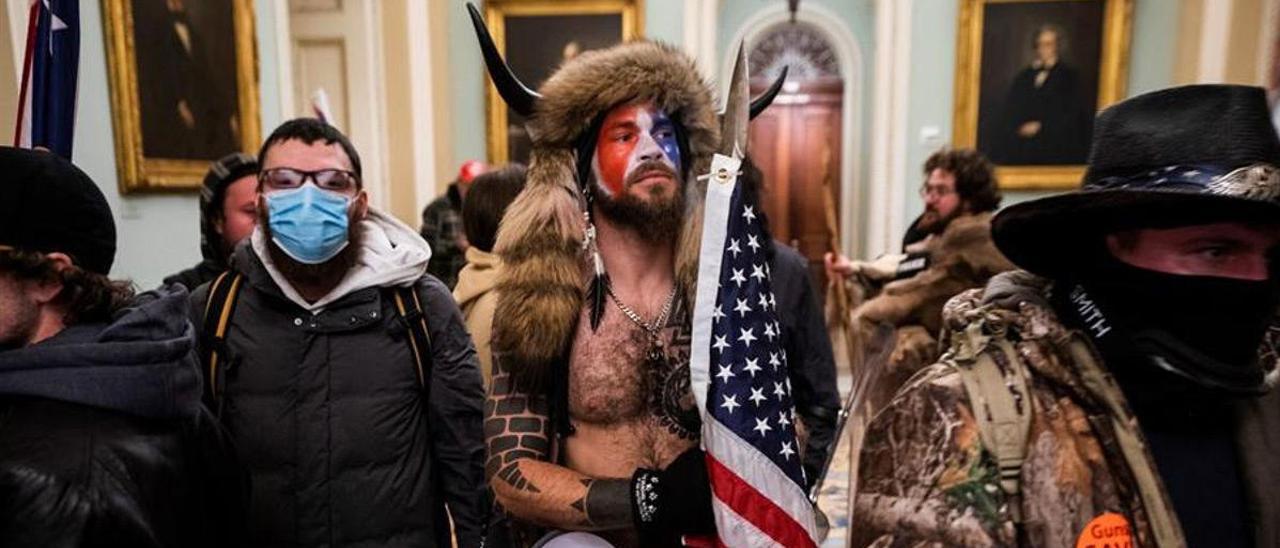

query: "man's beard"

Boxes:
[593, 160, 685, 244]
[0, 290, 37, 351]
[917, 205, 963, 235]
[258, 209, 364, 286]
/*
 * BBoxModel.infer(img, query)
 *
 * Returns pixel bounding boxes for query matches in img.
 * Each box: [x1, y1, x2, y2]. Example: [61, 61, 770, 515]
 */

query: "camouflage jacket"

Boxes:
[852, 276, 1280, 548]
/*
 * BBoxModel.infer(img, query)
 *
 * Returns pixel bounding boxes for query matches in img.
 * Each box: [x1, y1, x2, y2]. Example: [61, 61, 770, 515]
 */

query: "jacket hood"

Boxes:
[453, 247, 501, 309]
[248, 207, 431, 312]
[0, 285, 202, 419]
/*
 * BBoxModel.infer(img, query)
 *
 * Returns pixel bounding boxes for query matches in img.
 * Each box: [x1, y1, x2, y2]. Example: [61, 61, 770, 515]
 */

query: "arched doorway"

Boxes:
[747, 21, 844, 289]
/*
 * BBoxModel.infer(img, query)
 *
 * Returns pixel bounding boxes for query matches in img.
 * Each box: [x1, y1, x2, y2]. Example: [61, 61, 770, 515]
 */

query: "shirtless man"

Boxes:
[468, 7, 730, 545]
[486, 98, 708, 546]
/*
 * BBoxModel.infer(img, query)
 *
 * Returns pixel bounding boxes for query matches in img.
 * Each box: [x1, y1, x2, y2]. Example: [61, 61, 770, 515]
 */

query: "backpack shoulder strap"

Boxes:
[392, 284, 433, 393]
[949, 324, 1034, 523]
[201, 271, 245, 403]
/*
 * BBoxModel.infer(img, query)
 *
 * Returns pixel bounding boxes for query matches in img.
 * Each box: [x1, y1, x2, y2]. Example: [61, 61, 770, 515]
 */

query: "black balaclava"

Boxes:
[1052, 244, 1280, 398]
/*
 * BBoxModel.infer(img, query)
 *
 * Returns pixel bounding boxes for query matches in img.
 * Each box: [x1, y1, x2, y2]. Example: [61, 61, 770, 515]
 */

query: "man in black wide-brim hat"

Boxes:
[851, 84, 1280, 548]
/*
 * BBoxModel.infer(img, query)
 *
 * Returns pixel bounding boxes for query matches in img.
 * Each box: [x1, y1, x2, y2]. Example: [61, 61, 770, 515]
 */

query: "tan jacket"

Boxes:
[453, 247, 501, 389]
[852, 277, 1280, 548]
[852, 212, 1015, 408]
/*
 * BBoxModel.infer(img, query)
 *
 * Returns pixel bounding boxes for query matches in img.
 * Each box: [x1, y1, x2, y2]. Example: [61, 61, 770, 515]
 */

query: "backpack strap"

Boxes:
[201, 271, 245, 403]
[392, 285, 432, 393]
[949, 323, 1034, 524]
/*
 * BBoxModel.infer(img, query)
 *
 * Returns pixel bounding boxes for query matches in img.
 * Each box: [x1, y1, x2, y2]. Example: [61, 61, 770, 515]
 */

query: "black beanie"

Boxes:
[199, 152, 259, 263]
[0, 147, 116, 275]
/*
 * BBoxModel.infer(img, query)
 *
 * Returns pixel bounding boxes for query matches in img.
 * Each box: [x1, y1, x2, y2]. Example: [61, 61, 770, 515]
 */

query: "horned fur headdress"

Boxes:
[469, 4, 784, 391]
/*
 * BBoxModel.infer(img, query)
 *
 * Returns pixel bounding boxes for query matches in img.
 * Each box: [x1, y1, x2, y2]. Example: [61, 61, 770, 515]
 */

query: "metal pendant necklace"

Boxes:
[606, 282, 677, 364]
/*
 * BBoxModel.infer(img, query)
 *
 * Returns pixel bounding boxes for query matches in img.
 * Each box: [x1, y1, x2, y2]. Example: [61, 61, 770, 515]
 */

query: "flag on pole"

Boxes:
[690, 153, 820, 547]
[14, 0, 80, 158]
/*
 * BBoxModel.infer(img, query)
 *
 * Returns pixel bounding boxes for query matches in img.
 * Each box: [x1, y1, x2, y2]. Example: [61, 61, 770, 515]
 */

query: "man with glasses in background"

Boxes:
[825, 148, 1013, 410]
[187, 118, 487, 547]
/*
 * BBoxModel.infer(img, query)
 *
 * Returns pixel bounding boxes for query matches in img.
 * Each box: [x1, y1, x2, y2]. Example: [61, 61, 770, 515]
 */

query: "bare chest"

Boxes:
[567, 301, 699, 440]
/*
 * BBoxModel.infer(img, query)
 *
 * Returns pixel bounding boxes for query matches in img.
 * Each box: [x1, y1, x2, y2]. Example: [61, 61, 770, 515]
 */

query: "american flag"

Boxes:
[14, 0, 79, 158]
[690, 153, 819, 547]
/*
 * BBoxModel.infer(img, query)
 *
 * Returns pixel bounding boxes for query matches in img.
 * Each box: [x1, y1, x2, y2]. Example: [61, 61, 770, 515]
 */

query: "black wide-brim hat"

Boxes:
[993, 84, 1280, 277]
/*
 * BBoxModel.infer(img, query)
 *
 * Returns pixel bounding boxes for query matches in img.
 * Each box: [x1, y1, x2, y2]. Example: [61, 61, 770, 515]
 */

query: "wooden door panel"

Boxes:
[747, 87, 844, 292]
[749, 112, 787, 243]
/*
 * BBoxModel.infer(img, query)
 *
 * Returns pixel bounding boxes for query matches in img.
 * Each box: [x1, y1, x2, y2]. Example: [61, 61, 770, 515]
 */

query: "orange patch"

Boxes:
[1075, 512, 1133, 548]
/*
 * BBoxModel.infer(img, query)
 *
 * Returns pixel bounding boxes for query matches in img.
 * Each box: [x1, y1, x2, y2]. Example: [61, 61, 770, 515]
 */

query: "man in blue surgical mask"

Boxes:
[186, 118, 487, 547]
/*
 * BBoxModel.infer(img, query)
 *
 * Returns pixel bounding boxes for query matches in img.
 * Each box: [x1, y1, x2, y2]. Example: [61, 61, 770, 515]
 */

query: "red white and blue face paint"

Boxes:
[592, 102, 682, 196]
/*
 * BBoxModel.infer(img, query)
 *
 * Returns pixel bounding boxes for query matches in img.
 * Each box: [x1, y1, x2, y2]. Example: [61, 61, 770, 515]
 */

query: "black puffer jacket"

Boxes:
[190, 233, 487, 547]
[0, 287, 247, 547]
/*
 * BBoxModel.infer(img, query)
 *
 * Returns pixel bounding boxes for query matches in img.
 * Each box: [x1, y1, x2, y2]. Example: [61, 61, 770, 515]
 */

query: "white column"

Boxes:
[1257, 0, 1278, 85]
[1198, 0, 1235, 82]
[271, 0, 295, 124]
[407, 0, 438, 215]
[867, 0, 913, 258]
[683, 0, 719, 81]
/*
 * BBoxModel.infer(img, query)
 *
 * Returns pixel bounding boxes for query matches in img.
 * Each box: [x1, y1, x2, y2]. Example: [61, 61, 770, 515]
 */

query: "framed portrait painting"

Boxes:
[483, 0, 643, 164]
[952, 0, 1133, 189]
[102, 0, 261, 193]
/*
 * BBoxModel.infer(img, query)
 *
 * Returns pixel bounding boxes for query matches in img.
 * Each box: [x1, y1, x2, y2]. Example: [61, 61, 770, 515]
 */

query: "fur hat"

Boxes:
[486, 46, 718, 388]
[469, 5, 786, 391]
[993, 84, 1280, 278]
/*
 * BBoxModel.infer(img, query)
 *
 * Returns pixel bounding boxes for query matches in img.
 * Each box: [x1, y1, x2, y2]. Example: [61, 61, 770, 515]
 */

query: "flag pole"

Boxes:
[810, 142, 889, 518]
[13, 1, 40, 147]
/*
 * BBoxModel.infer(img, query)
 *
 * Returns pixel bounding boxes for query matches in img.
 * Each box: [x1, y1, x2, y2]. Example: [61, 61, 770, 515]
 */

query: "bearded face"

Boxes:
[0, 272, 38, 351]
[257, 196, 364, 284]
[590, 102, 685, 243]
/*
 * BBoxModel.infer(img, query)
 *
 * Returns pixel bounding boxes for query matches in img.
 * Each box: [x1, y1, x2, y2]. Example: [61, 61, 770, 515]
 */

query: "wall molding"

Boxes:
[721, 2, 866, 257]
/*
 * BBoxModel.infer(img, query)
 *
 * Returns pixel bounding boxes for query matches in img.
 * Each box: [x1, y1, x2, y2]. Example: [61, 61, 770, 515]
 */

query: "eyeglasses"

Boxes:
[259, 168, 360, 194]
[919, 183, 956, 199]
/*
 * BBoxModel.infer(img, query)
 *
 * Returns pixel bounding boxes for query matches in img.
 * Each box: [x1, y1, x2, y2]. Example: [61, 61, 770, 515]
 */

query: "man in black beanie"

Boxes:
[0, 147, 246, 546]
[164, 152, 259, 289]
[853, 85, 1280, 548]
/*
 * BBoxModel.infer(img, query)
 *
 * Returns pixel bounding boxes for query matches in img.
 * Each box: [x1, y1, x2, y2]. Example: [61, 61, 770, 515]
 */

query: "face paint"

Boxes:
[592, 102, 682, 196]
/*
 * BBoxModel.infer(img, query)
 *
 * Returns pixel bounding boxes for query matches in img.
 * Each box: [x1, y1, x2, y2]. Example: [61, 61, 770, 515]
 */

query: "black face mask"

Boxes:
[1054, 254, 1280, 396]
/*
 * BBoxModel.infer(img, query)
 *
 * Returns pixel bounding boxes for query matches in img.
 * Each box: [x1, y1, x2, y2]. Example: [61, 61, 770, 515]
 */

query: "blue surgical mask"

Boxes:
[266, 184, 352, 264]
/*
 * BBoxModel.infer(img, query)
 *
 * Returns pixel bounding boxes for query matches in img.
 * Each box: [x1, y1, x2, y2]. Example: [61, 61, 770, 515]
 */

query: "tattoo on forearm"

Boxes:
[497, 461, 541, 493]
[485, 362, 553, 489]
[574, 478, 633, 528]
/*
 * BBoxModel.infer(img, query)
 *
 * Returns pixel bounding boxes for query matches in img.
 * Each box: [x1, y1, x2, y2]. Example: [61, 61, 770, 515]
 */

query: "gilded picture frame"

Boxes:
[483, 0, 643, 164]
[102, 0, 261, 193]
[952, 0, 1132, 189]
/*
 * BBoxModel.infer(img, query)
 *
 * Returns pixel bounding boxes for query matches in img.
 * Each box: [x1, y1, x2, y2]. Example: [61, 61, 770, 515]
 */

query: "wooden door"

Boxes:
[748, 77, 844, 291]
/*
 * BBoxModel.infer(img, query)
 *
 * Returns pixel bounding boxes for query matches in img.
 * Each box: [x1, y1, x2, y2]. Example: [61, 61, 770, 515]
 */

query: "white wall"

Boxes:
[6, 1, 286, 289]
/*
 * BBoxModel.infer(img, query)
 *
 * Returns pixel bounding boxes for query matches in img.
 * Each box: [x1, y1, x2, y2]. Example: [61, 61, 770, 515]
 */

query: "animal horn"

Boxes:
[749, 66, 788, 119]
[467, 3, 540, 117]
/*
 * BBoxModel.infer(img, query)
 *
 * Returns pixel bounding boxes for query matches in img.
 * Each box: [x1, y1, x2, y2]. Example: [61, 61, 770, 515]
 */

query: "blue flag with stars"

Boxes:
[15, 0, 80, 158]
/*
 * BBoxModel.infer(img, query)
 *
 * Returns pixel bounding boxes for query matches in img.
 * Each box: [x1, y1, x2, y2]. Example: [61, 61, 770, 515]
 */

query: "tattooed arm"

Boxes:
[485, 362, 633, 531]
